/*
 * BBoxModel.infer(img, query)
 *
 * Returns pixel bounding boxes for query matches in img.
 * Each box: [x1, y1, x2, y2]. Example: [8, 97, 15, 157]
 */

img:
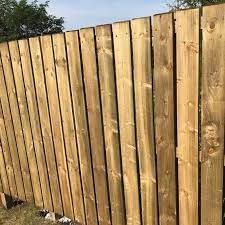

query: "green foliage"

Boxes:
[0, 0, 64, 42]
[168, 0, 225, 9]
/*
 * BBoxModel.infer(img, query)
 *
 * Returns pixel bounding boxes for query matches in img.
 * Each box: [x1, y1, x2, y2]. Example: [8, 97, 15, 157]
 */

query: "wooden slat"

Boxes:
[18, 39, 62, 214]
[19, 40, 62, 214]
[0, 57, 25, 201]
[80, 28, 111, 225]
[176, 9, 199, 225]
[131, 17, 158, 225]
[0, 100, 17, 197]
[65, 31, 98, 225]
[0, 170, 3, 193]
[96, 25, 126, 225]
[52, 33, 85, 224]
[17, 40, 53, 211]
[0, 125, 10, 195]
[0, 43, 34, 202]
[201, 4, 225, 225]
[29, 36, 72, 216]
[112, 21, 141, 225]
[8, 41, 43, 208]
[153, 13, 177, 225]
[39, 35, 72, 217]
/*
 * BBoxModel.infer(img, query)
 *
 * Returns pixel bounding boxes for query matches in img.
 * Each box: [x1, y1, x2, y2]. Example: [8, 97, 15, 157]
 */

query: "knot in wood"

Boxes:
[206, 17, 217, 33]
[204, 123, 220, 148]
[208, 148, 216, 155]
[160, 34, 166, 41]
[55, 58, 67, 66]
[209, 21, 216, 30]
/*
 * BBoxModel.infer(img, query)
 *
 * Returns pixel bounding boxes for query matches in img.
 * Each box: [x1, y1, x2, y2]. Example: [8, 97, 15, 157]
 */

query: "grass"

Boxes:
[0, 203, 58, 225]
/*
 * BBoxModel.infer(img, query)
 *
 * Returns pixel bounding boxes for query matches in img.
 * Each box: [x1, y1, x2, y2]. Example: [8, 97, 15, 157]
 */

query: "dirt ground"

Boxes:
[0, 203, 58, 225]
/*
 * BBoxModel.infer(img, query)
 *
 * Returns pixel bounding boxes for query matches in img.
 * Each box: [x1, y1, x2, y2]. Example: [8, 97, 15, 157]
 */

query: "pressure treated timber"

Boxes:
[96, 24, 126, 225]
[65, 30, 98, 225]
[112, 21, 141, 225]
[201, 4, 225, 225]
[132, 17, 158, 225]
[176, 8, 199, 225]
[19, 38, 63, 214]
[154, 13, 177, 225]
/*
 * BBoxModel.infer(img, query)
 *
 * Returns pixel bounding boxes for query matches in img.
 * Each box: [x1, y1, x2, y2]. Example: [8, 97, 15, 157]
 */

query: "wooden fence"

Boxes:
[0, 3, 224, 225]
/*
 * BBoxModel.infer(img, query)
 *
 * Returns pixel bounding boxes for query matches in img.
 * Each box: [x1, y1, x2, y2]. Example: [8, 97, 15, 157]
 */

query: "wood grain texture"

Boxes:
[96, 25, 126, 225]
[0, 43, 33, 202]
[0, 57, 25, 201]
[65, 31, 98, 225]
[29, 36, 73, 217]
[0, 120, 10, 195]
[131, 17, 158, 225]
[15, 38, 53, 211]
[18, 38, 62, 214]
[52, 33, 85, 224]
[112, 21, 141, 225]
[153, 13, 177, 225]
[0, 166, 3, 193]
[201, 4, 225, 225]
[0, 100, 17, 197]
[8, 41, 43, 208]
[176, 9, 199, 225]
[80, 28, 111, 225]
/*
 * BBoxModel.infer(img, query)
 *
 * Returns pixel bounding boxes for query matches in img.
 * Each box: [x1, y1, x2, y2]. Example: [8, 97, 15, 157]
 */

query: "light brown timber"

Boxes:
[52, 33, 85, 224]
[18, 38, 62, 214]
[132, 17, 158, 225]
[96, 24, 126, 225]
[201, 4, 225, 225]
[80, 28, 111, 225]
[0, 43, 33, 202]
[153, 13, 177, 225]
[0, 101, 17, 197]
[0, 57, 25, 201]
[0, 133, 10, 195]
[112, 21, 141, 225]
[65, 31, 98, 225]
[29, 36, 73, 217]
[176, 8, 199, 225]
[8, 40, 43, 208]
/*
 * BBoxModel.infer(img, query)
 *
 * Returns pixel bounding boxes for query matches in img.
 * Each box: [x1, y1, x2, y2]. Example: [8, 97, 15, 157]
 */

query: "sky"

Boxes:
[34, 0, 169, 30]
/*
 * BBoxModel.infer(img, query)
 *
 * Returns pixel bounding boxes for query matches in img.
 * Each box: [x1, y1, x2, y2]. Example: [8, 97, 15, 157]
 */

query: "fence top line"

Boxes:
[1, 2, 225, 45]
[155, 1, 225, 16]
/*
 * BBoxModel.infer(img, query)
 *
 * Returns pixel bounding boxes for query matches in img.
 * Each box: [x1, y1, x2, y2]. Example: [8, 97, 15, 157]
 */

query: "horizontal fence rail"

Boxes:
[0, 3, 224, 225]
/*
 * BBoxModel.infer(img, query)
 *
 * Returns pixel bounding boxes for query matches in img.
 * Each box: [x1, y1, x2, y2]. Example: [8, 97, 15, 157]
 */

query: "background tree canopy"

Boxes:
[0, 0, 64, 42]
[168, 0, 225, 9]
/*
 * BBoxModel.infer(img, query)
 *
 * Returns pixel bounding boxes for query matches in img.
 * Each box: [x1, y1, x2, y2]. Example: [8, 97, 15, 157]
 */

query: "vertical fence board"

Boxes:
[8, 41, 43, 208]
[112, 21, 141, 225]
[65, 31, 98, 225]
[0, 101, 17, 197]
[80, 28, 111, 225]
[201, 4, 225, 225]
[154, 13, 177, 225]
[0, 43, 34, 202]
[96, 25, 126, 225]
[19, 39, 62, 213]
[29, 37, 73, 217]
[0, 122, 10, 195]
[0, 160, 3, 193]
[176, 9, 199, 225]
[52, 33, 85, 224]
[131, 17, 158, 225]
[0, 4, 224, 224]
[0, 58, 25, 201]
[11, 39, 53, 211]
